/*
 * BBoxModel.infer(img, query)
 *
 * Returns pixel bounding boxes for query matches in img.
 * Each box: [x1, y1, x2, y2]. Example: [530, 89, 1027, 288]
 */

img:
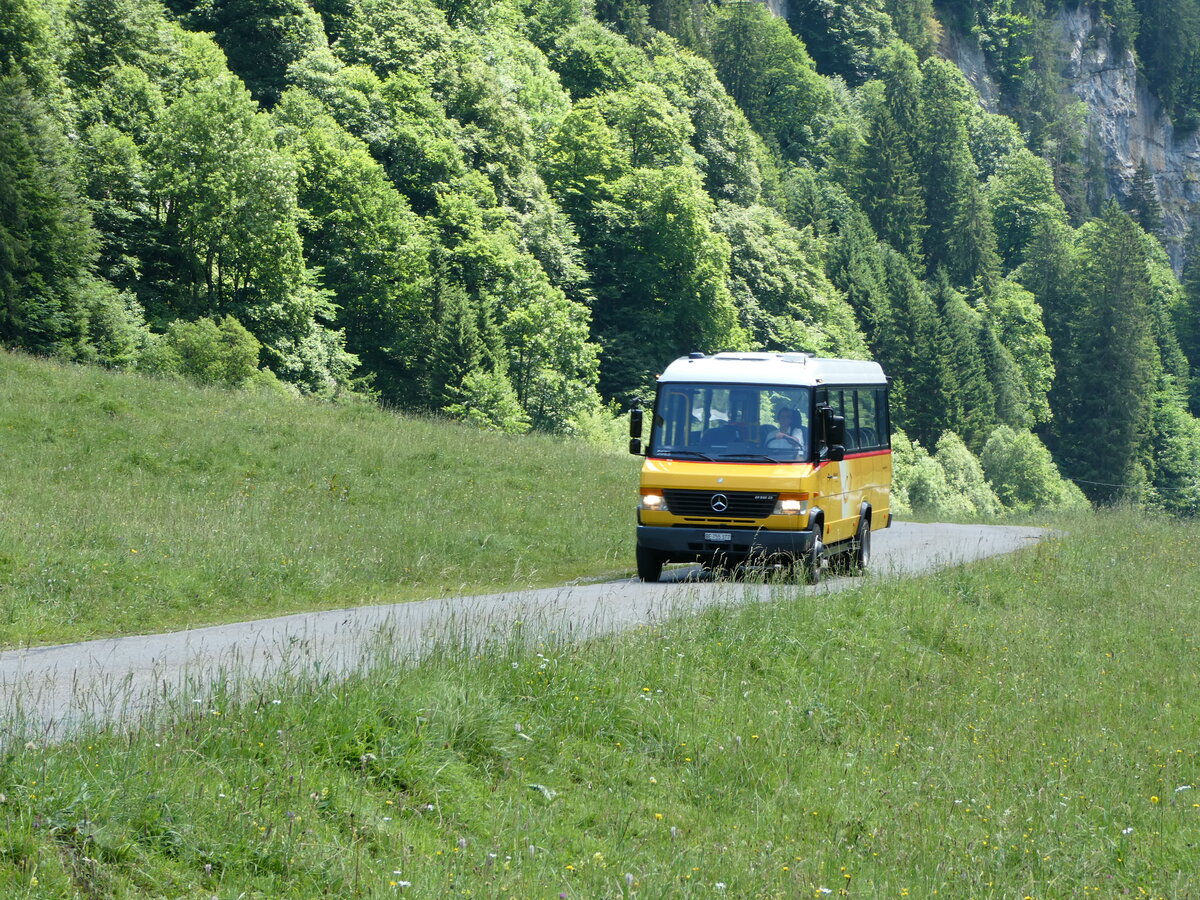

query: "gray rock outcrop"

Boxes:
[937, 2, 1198, 269]
[1055, 3, 1199, 268]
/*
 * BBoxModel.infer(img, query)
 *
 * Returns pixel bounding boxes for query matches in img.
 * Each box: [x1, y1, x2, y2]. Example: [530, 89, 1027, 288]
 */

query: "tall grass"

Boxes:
[0, 351, 637, 646]
[0, 508, 1196, 897]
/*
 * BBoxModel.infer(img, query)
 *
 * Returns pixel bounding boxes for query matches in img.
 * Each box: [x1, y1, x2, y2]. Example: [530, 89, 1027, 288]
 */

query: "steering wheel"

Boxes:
[765, 433, 802, 450]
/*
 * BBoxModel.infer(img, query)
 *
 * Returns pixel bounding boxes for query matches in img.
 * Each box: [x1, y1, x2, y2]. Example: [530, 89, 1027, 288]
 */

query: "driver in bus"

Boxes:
[767, 406, 807, 455]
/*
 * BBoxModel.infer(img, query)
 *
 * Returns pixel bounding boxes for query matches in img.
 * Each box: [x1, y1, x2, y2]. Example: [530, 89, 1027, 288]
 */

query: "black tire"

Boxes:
[803, 521, 824, 585]
[849, 515, 871, 573]
[830, 513, 871, 575]
[636, 545, 665, 582]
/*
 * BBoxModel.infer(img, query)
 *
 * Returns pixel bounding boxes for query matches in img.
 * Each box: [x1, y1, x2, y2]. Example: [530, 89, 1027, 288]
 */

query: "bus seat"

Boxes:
[701, 425, 738, 447]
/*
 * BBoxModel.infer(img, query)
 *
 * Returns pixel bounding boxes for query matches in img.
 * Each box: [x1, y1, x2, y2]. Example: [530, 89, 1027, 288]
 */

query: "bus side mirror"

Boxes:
[822, 407, 846, 446]
[821, 406, 846, 461]
[629, 399, 644, 455]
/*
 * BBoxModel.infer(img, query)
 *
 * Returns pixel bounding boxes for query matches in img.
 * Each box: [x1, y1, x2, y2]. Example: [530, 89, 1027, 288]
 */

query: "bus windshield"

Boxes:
[649, 383, 812, 463]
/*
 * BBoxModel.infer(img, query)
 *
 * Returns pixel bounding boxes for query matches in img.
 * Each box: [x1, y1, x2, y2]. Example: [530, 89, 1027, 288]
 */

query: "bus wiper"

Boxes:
[656, 449, 714, 461]
[716, 453, 778, 462]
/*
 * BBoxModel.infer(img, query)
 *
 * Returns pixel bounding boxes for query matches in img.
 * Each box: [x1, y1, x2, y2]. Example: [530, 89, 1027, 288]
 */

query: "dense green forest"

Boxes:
[2, 0, 1199, 513]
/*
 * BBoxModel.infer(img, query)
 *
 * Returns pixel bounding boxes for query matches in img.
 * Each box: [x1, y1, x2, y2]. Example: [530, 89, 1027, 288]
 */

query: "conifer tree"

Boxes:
[1052, 202, 1158, 503]
[1145, 385, 1200, 515]
[1128, 160, 1165, 239]
[979, 312, 1031, 427]
[948, 171, 1001, 293]
[1178, 222, 1200, 413]
[426, 279, 483, 410]
[919, 59, 999, 290]
[883, 0, 938, 60]
[877, 40, 923, 142]
[878, 249, 956, 445]
[1141, 234, 1190, 388]
[856, 103, 926, 264]
[0, 76, 98, 356]
[930, 270, 995, 447]
[827, 207, 893, 353]
[1083, 126, 1108, 218]
[1014, 217, 1074, 360]
[1135, 0, 1200, 125]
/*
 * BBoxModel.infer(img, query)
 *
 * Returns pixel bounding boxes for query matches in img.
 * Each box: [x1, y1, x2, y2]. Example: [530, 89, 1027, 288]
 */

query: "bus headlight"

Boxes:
[639, 491, 666, 511]
[773, 494, 808, 515]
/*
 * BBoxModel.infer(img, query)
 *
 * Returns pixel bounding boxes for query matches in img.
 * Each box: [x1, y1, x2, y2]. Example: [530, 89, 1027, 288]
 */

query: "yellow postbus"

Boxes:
[629, 352, 892, 583]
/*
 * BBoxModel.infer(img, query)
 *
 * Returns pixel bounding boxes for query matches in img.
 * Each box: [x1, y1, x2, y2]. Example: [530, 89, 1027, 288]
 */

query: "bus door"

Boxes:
[817, 389, 854, 543]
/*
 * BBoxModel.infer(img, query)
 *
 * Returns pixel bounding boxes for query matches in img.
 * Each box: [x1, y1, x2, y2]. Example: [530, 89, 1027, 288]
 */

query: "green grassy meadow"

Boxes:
[2, 351, 1199, 898]
[1, 509, 1198, 898]
[0, 351, 636, 646]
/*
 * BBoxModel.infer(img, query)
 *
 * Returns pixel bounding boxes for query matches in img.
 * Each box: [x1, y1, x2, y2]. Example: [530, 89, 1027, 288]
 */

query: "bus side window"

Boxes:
[829, 388, 858, 450]
[857, 389, 877, 450]
[846, 389, 860, 449]
[877, 387, 891, 448]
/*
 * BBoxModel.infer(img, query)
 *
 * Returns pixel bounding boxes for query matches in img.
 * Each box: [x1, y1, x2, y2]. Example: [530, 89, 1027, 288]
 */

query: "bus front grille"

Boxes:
[662, 489, 777, 519]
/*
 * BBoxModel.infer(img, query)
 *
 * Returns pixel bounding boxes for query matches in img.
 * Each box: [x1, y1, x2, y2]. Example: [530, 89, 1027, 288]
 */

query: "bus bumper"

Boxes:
[636, 525, 815, 562]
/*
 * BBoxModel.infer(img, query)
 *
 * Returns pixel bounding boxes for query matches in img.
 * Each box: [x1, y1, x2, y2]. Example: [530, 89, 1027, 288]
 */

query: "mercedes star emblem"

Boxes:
[710, 493, 729, 512]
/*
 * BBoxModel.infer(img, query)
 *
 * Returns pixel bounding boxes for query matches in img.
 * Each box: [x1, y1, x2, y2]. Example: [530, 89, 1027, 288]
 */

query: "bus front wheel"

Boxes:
[803, 523, 824, 585]
[636, 545, 665, 582]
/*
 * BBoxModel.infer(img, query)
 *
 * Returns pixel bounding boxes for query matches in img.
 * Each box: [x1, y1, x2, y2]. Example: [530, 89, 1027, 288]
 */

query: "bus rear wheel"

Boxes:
[848, 515, 871, 573]
[832, 514, 871, 575]
[636, 545, 665, 582]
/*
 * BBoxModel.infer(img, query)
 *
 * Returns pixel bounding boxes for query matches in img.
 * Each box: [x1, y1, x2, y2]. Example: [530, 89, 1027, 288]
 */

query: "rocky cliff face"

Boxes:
[939, 3, 1197, 268]
[937, 18, 999, 110]
[764, 1, 1196, 265]
[1055, 3, 1198, 267]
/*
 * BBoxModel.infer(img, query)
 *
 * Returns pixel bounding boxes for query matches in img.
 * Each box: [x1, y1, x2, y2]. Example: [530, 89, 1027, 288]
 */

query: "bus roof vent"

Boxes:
[688, 351, 705, 359]
[712, 352, 773, 361]
[780, 352, 813, 364]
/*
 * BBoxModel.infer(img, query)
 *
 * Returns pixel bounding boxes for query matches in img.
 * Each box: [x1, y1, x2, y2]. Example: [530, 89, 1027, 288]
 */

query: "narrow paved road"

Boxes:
[0, 521, 1048, 742]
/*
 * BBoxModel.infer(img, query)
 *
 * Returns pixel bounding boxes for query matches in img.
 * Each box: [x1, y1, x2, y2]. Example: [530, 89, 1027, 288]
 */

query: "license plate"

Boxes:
[704, 532, 732, 542]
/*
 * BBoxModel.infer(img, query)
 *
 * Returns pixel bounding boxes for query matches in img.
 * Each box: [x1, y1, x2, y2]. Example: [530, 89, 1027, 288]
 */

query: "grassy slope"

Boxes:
[0, 351, 637, 646]
[1, 510, 1198, 897]
[3, 351, 1199, 897]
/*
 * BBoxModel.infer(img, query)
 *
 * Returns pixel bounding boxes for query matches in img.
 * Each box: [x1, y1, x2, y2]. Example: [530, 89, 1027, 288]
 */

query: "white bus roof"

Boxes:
[657, 352, 887, 387]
